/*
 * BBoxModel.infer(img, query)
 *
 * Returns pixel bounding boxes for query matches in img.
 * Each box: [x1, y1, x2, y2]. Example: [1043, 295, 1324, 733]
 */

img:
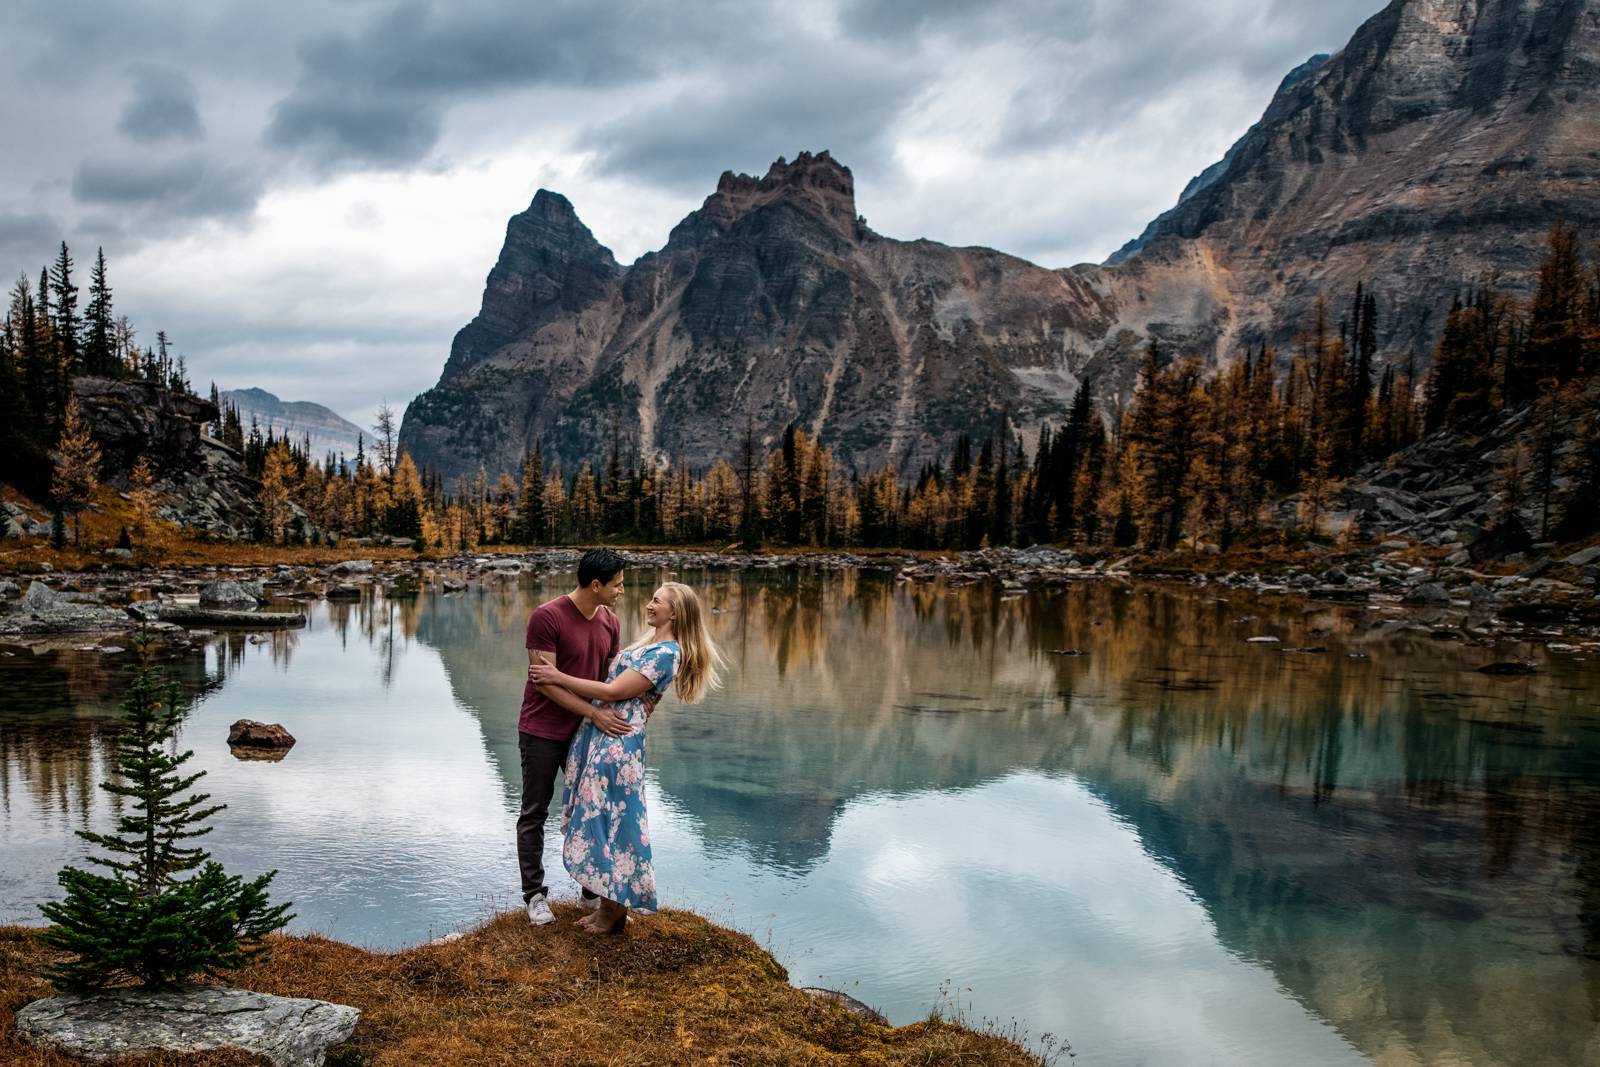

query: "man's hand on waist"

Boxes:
[588, 704, 632, 737]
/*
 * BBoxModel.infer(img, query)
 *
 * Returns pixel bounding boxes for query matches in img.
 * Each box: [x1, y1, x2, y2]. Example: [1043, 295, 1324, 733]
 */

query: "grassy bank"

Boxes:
[1, 908, 1051, 1066]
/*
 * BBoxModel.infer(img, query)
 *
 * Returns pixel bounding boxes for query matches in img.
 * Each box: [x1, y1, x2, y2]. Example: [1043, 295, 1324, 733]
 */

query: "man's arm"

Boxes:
[538, 682, 628, 730]
[527, 647, 631, 737]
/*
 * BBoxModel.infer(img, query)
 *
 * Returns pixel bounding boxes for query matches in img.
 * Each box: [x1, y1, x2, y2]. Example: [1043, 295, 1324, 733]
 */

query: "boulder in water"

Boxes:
[227, 719, 296, 750]
[200, 580, 264, 606]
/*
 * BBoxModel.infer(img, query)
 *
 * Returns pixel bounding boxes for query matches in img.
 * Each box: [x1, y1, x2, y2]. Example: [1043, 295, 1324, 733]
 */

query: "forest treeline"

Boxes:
[1, 243, 193, 503]
[6, 227, 1599, 553]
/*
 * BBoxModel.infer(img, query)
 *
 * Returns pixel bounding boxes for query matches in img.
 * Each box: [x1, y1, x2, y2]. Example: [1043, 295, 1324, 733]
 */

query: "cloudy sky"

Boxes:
[1, 0, 1383, 430]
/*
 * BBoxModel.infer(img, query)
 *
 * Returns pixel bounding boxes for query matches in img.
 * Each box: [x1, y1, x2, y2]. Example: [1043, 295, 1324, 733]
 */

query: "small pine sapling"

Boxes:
[39, 638, 293, 989]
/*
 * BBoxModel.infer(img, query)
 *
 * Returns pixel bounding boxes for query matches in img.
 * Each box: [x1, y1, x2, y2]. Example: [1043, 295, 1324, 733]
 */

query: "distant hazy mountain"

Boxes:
[221, 387, 366, 462]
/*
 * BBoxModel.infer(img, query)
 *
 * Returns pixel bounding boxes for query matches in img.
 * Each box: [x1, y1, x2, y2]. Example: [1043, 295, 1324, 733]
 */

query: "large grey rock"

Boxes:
[1404, 582, 1452, 605]
[200, 579, 264, 606]
[329, 559, 374, 575]
[21, 580, 60, 612]
[1565, 545, 1600, 567]
[14, 985, 358, 1067]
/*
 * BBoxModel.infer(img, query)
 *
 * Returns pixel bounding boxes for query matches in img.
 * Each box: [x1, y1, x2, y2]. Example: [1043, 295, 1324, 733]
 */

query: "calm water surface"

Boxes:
[4, 568, 1600, 1067]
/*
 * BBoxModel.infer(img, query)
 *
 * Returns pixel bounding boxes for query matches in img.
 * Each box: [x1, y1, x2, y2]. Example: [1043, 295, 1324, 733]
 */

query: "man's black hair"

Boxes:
[577, 547, 626, 589]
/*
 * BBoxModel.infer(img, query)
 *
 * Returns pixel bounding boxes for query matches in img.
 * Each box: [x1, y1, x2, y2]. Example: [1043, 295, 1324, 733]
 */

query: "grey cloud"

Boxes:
[264, 0, 673, 172]
[71, 155, 263, 223]
[581, 47, 924, 192]
[990, 1, 1381, 154]
[0, 212, 61, 272]
[840, 0, 1380, 155]
[118, 67, 204, 143]
[264, 94, 443, 171]
[841, 0, 1096, 46]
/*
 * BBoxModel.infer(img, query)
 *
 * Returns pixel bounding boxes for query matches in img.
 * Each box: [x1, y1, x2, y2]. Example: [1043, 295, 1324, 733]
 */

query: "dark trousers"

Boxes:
[516, 731, 599, 903]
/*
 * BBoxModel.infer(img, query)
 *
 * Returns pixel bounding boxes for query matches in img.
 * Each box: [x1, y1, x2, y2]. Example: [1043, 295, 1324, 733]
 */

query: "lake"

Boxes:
[3, 565, 1599, 1066]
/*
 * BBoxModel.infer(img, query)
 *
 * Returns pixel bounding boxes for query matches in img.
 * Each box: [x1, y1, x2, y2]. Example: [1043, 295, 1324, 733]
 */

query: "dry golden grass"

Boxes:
[1, 910, 1047, 1066]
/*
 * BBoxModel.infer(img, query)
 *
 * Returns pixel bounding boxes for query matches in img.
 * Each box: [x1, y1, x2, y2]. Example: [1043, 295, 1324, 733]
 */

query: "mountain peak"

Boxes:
[700, 149, 859, 239]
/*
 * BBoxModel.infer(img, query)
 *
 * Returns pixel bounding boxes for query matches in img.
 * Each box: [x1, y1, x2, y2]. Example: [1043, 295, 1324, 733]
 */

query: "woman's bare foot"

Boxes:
[583, 898, 627, 935]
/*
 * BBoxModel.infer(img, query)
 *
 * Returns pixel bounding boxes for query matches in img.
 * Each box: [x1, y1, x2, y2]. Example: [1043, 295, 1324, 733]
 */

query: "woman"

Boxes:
[529, 581, 723, 934]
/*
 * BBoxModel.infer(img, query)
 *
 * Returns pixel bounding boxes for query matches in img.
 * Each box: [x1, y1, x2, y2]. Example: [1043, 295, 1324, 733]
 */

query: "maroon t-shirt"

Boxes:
[519, 595, 620, 740]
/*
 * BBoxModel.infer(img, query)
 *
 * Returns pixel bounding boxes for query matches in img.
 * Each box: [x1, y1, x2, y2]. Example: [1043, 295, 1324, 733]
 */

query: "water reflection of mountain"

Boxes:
[422, 569, 1088, 866]
[420, 571, 1600, 1066]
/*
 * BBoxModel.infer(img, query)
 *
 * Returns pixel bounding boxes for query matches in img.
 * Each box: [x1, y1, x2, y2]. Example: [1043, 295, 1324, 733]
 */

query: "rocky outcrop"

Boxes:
[13, 985, 358, 1067]
[401, 0, 1600, 484]
[1313, 383, 1598, 553]
[72, 376, 261, 539]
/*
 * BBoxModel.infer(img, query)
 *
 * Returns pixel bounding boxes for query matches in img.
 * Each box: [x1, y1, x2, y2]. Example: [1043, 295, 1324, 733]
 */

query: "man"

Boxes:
[517, 547, 634, 925]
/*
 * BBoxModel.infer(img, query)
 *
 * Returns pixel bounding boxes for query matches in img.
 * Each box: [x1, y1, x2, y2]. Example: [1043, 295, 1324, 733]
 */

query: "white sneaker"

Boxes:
[525, 892, 554, 925]
[578, 895, 601, 912]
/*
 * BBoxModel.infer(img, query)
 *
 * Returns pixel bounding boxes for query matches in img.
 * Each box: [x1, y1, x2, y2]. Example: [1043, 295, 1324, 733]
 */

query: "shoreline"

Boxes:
[1, 907, 1051, 1065]
[1, 539, 1597, 645]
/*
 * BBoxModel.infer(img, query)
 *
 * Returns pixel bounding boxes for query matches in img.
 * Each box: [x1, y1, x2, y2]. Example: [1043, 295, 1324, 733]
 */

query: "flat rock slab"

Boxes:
[158, 605, 306, 628]
[14, 984, 359, 1067]
[1, 584, 137, 634]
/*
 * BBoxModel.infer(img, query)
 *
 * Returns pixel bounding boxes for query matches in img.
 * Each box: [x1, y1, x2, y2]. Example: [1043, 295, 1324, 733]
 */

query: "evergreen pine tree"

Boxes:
[50, 241, 80, 374]
[82, 248, 114, 376]
[739, 418, 762, 550]
[515, 446, 546, 544]
[38, 640, 293, 989]
[1112, 492, 1138, 547]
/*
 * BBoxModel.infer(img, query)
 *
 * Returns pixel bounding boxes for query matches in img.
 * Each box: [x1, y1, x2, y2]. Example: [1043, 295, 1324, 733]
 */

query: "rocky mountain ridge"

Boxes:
[400, 0, 1600, 485]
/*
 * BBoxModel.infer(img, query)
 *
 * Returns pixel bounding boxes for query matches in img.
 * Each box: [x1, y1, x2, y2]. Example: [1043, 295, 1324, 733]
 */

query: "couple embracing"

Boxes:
[515, 548, 723, 934]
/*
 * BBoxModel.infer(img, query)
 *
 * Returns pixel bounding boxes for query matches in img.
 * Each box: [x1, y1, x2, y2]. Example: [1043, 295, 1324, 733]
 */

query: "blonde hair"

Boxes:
[628, 581, 724, 704]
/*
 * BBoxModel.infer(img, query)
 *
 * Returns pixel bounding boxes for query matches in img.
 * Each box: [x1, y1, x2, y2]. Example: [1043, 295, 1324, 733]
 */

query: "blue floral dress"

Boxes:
[560, 640, 678, 912]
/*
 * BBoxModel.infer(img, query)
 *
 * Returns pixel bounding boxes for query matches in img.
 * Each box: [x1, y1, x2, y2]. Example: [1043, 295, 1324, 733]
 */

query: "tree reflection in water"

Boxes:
[5, 569, 1600, 1065]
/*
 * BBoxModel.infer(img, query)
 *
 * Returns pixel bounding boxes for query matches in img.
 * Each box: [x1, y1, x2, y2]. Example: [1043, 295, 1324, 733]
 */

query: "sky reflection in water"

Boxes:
[3, 568, 1599, 1066]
